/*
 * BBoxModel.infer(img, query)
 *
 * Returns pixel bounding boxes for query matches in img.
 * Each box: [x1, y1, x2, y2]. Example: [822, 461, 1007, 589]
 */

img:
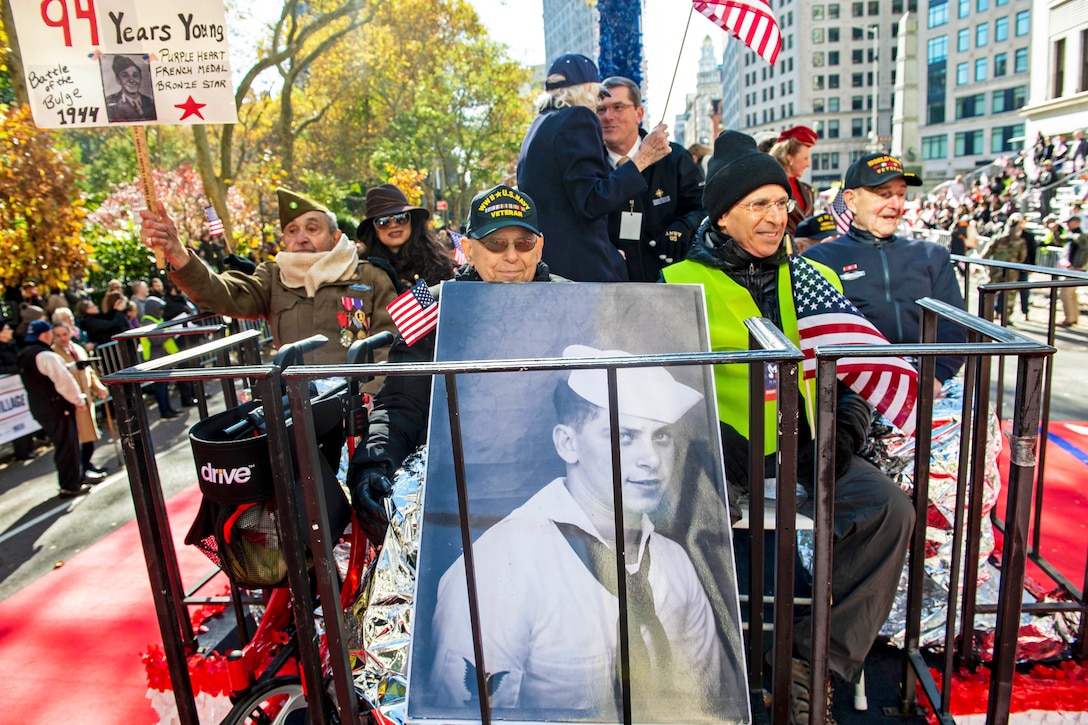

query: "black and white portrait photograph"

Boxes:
[406, 282, 750, 724]
[101, 54, 158, 123]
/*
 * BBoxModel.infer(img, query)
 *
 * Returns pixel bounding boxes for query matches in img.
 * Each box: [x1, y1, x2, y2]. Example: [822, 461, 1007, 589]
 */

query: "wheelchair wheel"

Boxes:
[222, 676, 308, 725]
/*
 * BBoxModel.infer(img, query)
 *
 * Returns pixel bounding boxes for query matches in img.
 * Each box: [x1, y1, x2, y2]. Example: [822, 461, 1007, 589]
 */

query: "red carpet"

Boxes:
[995, 420, 1088, 592]
[0, 484, 214, 725]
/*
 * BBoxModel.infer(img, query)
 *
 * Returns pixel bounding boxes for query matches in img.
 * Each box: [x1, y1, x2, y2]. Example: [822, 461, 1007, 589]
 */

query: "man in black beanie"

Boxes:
[663, 131, 913, 724]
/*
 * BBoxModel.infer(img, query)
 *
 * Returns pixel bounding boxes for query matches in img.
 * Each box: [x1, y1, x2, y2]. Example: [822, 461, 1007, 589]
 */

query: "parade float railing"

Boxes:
[812, 298, 1055, 725]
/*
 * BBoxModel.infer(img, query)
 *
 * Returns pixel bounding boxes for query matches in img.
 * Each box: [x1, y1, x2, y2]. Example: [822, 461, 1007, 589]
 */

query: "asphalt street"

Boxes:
[0, 293, 1085, 603]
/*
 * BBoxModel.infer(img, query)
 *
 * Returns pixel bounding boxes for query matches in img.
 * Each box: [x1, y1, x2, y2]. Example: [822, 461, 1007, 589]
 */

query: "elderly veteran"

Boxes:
[803, 152, 967, 396]
[429, 346, 731, 721]
[517, 54, 670, 282]
[346, 184, 564, 545]
[139, 188, 398, 366]
[662, 130, 913, 725]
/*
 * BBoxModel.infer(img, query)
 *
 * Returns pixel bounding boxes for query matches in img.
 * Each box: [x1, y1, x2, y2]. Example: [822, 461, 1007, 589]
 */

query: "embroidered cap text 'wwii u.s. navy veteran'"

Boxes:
[466, 185, 542, 239]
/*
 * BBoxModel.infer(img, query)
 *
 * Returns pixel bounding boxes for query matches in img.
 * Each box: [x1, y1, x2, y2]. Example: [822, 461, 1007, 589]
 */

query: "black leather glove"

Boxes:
[348, 464, 394, 547]
[649, 228, 690, 265]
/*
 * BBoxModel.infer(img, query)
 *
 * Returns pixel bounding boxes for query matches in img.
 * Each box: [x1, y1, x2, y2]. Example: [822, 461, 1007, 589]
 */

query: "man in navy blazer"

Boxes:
[517, 54, 670, 282]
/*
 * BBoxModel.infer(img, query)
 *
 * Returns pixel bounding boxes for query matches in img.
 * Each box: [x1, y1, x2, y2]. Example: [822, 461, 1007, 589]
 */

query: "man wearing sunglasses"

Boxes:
[139, 188, 399, 370]
[347, 184, 564, 545]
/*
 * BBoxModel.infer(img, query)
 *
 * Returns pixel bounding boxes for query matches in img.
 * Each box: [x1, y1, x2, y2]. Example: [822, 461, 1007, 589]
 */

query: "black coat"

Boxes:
[517, 104, 647, 282]
[607, 137, 705, 282]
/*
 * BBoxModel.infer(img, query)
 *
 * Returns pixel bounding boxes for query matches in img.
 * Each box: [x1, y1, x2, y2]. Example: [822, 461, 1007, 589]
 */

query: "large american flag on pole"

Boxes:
[790, 256, 918, 435]
[387, 279, 438, 346]
[694, 0, 782, 66]
[829, 188, 853, 234]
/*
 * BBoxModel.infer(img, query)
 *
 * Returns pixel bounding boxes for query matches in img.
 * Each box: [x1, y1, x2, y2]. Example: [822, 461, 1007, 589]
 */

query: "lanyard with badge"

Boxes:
[620, 200, 642, 241]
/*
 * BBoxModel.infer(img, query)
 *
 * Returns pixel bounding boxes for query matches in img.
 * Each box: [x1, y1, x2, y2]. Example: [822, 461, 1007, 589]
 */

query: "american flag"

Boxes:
[789, 256, 918, 435]
[204, 205, 225, 238]
[830, 188, 853, 234]
[387, 279, 438, 346]
[449, 229, 468, 266]
[694, 0, 781, 66]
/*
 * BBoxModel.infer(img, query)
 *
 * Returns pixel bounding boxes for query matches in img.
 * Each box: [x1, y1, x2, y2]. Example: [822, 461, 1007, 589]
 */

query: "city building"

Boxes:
[712, 1, 1046, 192]
[679, 36, 724, 149]
[1020, 0, 1088, 160]
[542, 0, 600, 65]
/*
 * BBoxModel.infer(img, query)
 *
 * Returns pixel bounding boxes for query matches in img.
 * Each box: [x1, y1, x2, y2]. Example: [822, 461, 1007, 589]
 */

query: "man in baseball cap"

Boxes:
[792, 212, 839, 252]
[842, 152, 923, 191]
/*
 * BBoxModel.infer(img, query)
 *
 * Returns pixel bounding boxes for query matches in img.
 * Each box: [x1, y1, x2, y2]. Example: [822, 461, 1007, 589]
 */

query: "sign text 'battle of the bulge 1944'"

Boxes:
[9, 0, 239, 129]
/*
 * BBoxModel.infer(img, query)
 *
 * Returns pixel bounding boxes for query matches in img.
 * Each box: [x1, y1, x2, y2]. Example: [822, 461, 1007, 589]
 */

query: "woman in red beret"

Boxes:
[769, 125, 818, 235]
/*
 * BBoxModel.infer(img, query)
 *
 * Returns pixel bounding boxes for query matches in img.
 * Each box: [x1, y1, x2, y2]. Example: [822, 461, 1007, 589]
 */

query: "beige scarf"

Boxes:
[275, 234, 358, 297]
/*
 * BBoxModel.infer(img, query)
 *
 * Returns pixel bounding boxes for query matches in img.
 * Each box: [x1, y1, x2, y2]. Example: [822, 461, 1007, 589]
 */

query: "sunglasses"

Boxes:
[374, 212, 411, 228]
[476, 236, 539, 253]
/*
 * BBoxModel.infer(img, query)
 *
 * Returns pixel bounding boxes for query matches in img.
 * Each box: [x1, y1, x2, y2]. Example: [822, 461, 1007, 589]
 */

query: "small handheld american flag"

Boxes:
[449, 229, 468, 266]
[830, 188, 853, 234]
[790, 256, 918, 435]
[204, 205, 225, 238]
[387, 279, 438, 346]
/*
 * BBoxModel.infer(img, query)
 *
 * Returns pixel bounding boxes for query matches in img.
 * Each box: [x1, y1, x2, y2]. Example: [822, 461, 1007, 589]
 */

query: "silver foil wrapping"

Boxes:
[350, 447, 426, 723]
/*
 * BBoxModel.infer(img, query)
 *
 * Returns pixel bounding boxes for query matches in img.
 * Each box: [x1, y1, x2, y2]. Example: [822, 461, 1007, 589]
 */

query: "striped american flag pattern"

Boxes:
[204, 205, 225, 238]
[387, 279, 439, 346]
[448, 229, 468, 266]
[830, 188, 853, 234]
[789, 256, 918, 436]
[694, 0, 782, 66]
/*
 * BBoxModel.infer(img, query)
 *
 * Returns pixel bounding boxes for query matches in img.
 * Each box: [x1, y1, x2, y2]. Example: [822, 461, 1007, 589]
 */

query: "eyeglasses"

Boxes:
[475, 236, 539, 253]
[374, 212, 411, 228]
[596, 102, 635, 116]
[737, 198, 797, 216]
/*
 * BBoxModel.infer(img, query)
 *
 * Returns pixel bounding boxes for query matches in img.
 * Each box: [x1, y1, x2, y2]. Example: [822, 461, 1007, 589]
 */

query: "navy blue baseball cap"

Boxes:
[25, 319, 51, 342]
[545, 54, 608, 94]
[794, 213, 839, 240]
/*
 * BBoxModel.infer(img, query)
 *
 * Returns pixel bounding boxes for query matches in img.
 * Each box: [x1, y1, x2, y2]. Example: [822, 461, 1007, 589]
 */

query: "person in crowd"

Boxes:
[0, 319, 38, 461]
[104, 55, 157, 122]
[123, 300, 141, 329]
[18, 320, 105, 497]
[1059, 215, 1088, 327]
[768, 125, 818, 234]
[599, 76, 705, 282]
[51, 323, 109, 477]
[139, 296, 181, 420]
[1052, 134, 1070, 171]
[160, 279, 200, 407]
[21, 281, 44, 309]
[75, 297, 127, 349]
[429, 350, 731, 720]
[130, 281, 150, 318]
[355, 184, 455, 291]
[517, 53, 670, 281]
[45, 287, 68, 317]
[1018, 217, 1038, 318]
[803, 152, 968, 397]
[1071, 130, 1088, 172]
[347, 184, 563, 545]
[661, 131, 914, 724]
[51, 307, 85, 345]
[139, 187, 398, 368]
[149, 277, 165, 298]
[16, 303, 46, 340]
[688, 142, 712, 174]
[101, 288, 127, 315]
[791, 213, 839, 253]
[984, 213, 1028, 322]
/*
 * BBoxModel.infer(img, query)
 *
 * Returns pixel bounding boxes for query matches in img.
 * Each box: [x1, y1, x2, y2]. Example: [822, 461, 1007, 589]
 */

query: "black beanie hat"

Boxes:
[703, 130, 791, 225]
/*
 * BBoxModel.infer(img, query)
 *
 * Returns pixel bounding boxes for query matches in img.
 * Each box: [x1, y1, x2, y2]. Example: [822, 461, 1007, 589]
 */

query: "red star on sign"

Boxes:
[175, 96, 207, 121]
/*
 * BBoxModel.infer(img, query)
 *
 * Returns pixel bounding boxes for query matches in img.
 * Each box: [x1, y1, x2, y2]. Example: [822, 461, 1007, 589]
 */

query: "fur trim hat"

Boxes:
[703, 131, 790, 224]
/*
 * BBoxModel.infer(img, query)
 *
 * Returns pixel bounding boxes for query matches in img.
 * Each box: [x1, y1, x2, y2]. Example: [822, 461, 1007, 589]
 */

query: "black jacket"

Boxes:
[352, 262, 560, 476]
[78, 310, 127, 346]
[517, 104, 647, 282]
[803, 225, 968, 382]
[607, 136, 705, 281]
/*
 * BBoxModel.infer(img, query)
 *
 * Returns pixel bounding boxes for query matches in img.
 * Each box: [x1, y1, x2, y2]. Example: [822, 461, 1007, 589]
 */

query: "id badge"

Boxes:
[619, 211, 643, 240]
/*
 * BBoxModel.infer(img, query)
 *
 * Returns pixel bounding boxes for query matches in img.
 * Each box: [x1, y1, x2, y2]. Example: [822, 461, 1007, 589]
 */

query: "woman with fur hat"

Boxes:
[355, 184, 454, 291]
[769, 125, 818, 234]
[662, 130, 913, 725]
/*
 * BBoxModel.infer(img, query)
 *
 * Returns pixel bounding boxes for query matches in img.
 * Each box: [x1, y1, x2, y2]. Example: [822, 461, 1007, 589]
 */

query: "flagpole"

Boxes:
[660, 5, 696, 126]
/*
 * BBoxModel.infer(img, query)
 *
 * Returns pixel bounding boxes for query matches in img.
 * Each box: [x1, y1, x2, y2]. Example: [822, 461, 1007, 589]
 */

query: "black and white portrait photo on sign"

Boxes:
[101, 54, 158, 123]
[406, 282, 750, 724]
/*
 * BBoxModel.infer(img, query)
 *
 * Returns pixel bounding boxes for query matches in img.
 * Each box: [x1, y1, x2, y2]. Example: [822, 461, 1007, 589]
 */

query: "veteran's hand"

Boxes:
[633, 124, 670, 172]
[139, 201, 191, 270]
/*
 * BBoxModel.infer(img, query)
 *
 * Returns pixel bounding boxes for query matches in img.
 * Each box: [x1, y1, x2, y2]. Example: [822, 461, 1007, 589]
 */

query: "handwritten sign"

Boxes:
[9, 0, 238, 129]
